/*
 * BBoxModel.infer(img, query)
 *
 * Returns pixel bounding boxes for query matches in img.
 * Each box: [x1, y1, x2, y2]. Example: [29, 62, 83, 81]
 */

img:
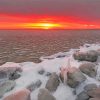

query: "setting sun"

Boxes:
[38, 23, 58, 29]
[23, 23, 62, 29]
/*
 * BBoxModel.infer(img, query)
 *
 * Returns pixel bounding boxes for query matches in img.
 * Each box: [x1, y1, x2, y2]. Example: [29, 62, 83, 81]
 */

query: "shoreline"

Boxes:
[0, 43, 100, 100]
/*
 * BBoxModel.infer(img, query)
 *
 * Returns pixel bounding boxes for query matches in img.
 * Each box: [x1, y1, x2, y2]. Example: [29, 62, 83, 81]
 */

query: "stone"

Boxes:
[3, 88, 31, 100]
[9, 72, 21, 80]
[73, 50, 98, 62]
[76, 91, 90, 100]
[0, 80, 16, 98]
[0, 62, 22, 80]
[79, 62, 97, 77]
[46, 72, 60, 92]
[97, 49, 100, 56]
[0, 71, 8, 80]
[56, 55, 66, 58]
[89, 98, 100, 100]
[87, 88, 100, 98]
[26, 82, 35, 92]
[38, 69, 45, 75]
[45, 72, 51, 76]
[38, 88, 56, 100]
[35, 80, 42, 88]
[27, 80, 42, 92]
[0, 71, 8, 83]
[67, 67, 86, 88]
[84, 84, 97, 92]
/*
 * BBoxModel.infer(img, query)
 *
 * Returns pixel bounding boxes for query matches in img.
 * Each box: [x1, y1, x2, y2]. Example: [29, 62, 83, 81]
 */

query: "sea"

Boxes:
[0, 29, 100, 65]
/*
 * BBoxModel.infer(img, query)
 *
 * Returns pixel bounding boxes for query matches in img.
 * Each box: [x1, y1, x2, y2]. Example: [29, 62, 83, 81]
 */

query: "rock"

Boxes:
[76, 91, 90, 100]
[38, 88, 56, 100]
[0, 71, 8, 83]
[35, 80, 42, 88]
[79, 62, 97, 77]
[9, 72, 21, 80]
[38, 68, 45, 75]
[56, 55, 66, 58]
[45, 72, 51, 76]
[27, 80, 42, 92]
[26, 82, 35, 92]
[0, 80, 16, 98]
[84, 84, 97, 92]
[67, 67, 86, 88]
[87, 88, 100, 98]
[0, 71, 8, 79]
[0, 62, 22, 80]
[46, 72, 60, 92]
[73, 50, 98, 62]
[89, 98, 100, 100]
[97, 49, 100, 56]
[3, 88, 31, 100]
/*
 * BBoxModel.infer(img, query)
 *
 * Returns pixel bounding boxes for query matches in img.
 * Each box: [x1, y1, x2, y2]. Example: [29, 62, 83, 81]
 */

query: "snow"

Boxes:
[1, 43, 100, 100]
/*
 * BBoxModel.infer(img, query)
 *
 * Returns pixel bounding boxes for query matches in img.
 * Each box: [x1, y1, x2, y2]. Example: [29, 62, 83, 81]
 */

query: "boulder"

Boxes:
[9, 72, 21, 80]
[67, 67, 86, 88]
[87, 88, 100, 98]
[46, 72, 60, 92]
[84, 84, 97, 92]
[0, 62, 22, 80]
[38, 68, 45, 75]
[76, 91, 90, 100]
[27, 80, 42, 92]
[35, 80, 42, 88]
[89, 98, 100, 100]
[3, 88, 31, 100]
[45, 72, 51, 76]
[0, 71, 8, 83]
[38, 88, 56, 100]
[0, 80, 16, 98]
[79, 62, 97, 77]
[97, 49, 100, 56]
[73, 50, 98, 62]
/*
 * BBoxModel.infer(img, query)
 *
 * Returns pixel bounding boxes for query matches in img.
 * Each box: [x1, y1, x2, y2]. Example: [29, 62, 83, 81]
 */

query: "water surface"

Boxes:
[0, 29, 100, 64]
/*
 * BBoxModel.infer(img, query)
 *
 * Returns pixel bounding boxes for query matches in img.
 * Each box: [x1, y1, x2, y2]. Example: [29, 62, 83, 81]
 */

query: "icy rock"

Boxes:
[27, 80, 42, 92]
[35, 80, 42, 88]
[76, 91, 90, 100]
[45, 72, 51, 76]
[0, 80, 16, 98]
[56, 55, 66, 58]
[38, 68, 45, 75]
[46, 72, 60, 92]
[38, 88, 56, 100]
[0, 71, 8, 83]
[0, 63, 22, 80]
[97, 49, 100, 56]
[79, 62, 97, 78]
[67, 67, 86, 88]
[3, 88, 31, 100]
[84, 84, 97, 92]
[26, 82, 35, 92]
[73, 50, 98, 62]
[89, 98, 100, 100]
[9, 72, 21, 80]
[87, 88, 100, 98]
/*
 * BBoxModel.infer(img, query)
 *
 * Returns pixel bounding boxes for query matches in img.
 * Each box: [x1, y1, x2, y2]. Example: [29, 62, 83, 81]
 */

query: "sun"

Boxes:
[40, 23, 53, 29]
[24, 22, 62, 29]
[37, 23, 61, 29]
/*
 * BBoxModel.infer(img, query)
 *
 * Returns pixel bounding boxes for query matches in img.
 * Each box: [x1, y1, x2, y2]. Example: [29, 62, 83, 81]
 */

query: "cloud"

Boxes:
[0, 0, 100, 22]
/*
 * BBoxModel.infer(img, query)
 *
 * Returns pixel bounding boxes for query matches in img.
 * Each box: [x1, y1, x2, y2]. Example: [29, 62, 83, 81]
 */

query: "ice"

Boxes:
[1, 43, 100, 100]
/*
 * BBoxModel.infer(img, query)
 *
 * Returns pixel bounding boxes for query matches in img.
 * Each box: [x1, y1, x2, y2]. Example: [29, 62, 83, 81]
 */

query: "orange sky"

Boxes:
[0, 14, 100, 29]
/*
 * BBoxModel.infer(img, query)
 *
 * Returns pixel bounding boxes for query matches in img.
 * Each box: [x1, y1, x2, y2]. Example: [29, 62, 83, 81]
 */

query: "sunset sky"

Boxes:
[0, 0, 100, 29]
